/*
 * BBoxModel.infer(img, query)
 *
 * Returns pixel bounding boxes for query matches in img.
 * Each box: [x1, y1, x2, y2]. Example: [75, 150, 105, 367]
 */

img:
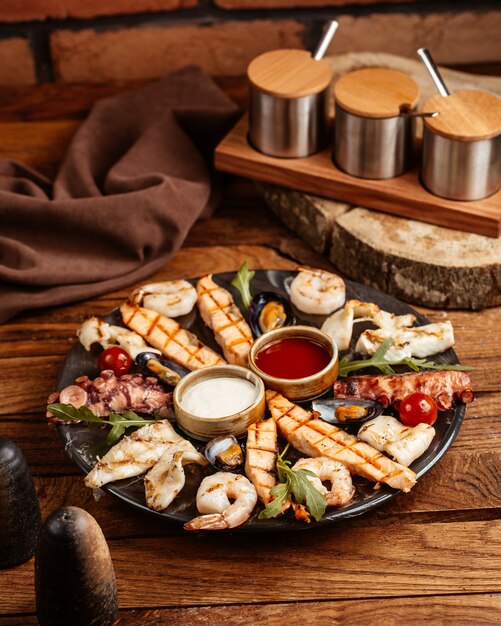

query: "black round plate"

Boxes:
[55, 270, 465, 531]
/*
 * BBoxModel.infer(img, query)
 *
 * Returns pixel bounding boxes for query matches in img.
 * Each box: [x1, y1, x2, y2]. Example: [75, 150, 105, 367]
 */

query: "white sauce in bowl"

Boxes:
[180, 376, 258, 419]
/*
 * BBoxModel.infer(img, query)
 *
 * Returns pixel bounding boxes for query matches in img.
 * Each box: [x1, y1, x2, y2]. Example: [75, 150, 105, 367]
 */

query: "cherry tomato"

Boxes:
[98, 347, 132, 376]
[399, 392, 438, 426]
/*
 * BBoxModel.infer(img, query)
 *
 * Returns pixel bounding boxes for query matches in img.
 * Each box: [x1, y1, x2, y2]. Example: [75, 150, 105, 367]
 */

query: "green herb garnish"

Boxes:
[258, 444, 327, 522]
[231, 259, 255, 309]
[47, 403, 160, 445]
[338, 338, 474, 377]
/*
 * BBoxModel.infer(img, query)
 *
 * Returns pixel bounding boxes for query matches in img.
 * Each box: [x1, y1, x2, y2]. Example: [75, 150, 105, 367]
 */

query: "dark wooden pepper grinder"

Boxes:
[0, 436, 42, 568]
[35, 506, 118, 626]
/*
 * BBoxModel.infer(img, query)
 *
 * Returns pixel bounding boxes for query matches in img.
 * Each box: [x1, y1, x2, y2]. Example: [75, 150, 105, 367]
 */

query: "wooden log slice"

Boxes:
[256, 53, 501, 310]
[331, 208, 501, 310]
[259, 183, 501, 310]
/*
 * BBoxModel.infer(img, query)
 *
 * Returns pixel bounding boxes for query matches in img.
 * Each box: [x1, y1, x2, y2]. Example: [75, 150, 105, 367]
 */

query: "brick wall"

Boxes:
[0, 0, 500, 85]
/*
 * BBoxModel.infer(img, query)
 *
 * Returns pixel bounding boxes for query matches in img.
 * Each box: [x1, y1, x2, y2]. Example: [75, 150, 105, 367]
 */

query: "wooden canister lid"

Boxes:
[334, 68, 420, 119]
[423, 89, 501, 141]
[247, 49, 333, 99]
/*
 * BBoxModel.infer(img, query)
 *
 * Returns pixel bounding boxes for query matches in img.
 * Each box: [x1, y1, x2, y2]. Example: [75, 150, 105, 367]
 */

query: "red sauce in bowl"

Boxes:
[255, 337, 331, 380]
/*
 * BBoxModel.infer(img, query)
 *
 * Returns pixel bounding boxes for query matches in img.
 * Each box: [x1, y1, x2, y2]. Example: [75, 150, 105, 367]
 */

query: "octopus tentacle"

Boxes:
[46, 370, 172, 423]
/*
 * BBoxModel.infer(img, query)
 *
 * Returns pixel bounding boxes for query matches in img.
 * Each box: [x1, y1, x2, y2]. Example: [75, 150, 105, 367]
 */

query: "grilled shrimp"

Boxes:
[292, 457, 355, 507]
[290, 267, 345, 315]
[130, 280, 197, 318]
[184, 472, 257, 530]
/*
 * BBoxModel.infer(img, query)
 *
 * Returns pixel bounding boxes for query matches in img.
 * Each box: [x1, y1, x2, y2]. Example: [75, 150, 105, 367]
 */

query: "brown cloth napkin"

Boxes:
[0, 66, 239, 323]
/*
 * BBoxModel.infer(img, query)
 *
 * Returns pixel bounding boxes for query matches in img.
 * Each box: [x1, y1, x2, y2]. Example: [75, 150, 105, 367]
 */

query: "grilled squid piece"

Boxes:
[322, 299, 415, 351]
[358, 416, 435, 467]
[356, 321, 455, 360]
[144, 441, 208, 511]
[46, 370, 172, 422]
[84, 420, 186, 489]
[334, 370, 474, 411]
[77, 316, 161, 361]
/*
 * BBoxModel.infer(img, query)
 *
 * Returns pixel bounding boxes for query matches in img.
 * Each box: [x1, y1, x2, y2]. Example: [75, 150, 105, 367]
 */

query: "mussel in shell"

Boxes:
[135, 351, 188, 386]
[312, 398, 384, 426]
[204, 435, 244, 471]
[249, 292, 295, 337]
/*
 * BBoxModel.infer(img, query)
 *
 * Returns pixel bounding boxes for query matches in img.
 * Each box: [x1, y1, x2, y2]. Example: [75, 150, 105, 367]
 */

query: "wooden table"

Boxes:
[0, 80, 500, 625]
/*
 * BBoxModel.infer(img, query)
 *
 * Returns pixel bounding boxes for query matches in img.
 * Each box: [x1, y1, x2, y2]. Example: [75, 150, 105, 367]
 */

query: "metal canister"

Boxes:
[247, 49, 333, 158]
[333, 68, 420, 179]
[421, 89, 501, 201]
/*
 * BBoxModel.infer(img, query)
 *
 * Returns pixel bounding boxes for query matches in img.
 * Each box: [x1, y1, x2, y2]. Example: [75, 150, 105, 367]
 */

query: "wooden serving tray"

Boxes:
[215, 115, 501, 238]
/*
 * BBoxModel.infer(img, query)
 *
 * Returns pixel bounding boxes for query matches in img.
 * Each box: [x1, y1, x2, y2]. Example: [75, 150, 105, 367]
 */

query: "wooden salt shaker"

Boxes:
[421, 89, 501, 200]
[333, 68, 420, 179]
[247, 49, 333, 158]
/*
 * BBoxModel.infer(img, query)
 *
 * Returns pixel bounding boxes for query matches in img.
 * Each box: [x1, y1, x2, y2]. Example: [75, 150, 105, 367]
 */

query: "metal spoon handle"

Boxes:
[313, 20, 339, 61]
[400, 111, 440, 119]
[417, 47, 450, 97]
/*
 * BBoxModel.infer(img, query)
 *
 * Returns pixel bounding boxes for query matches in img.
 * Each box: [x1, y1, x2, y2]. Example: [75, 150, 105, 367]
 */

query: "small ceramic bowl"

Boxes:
[248, 325, 338, 402]
[173, 365, 265, 441]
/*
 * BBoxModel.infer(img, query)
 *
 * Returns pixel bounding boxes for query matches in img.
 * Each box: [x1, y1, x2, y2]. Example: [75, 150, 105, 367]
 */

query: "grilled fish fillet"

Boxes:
[266, 391, 416, 492]
[84, 420, 186, 489]
[245, 419, 283, 507]
[196, 274, 253, 367]
[120, 302, 225, 371]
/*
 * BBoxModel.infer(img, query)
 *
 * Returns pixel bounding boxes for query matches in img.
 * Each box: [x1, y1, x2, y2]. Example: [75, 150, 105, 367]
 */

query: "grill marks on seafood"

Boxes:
[266, 390, 416, 492]
[77, 316, 161, 361]
[144, 441, 208, 511]
[84, 420, 185, 489]
[356, 321, 455, 360]
[358, 416, 435, 467]
[290, 266, 346, 315]
[196, 275, 253, 367]
[245, 419, 283, 507]
[130, 280, 198, 318]
[184, 472, 258, 530]
[46, 370, 172, 421]
[120, 302, 225, 371]
[334, 370, 474, 411]
[321, 299, 416, 351]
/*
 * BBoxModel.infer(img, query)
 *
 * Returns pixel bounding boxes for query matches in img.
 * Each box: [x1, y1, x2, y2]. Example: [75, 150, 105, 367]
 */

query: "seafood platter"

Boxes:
[47, 266, 474, 531]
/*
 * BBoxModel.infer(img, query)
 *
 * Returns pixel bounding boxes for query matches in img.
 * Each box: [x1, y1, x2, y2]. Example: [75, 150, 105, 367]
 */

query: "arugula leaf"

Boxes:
[258, 483, 290, 519]
[258, 445, 327, 522]
[46, 403, 102, 423]
[289, 469, 327, 522]
[47, 403, 160, 445]
[338, 338, 473, 377]
[230, 259, 255, 309]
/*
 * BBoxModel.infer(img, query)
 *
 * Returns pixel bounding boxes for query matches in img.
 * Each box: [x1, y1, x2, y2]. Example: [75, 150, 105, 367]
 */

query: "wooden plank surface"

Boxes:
[0, 78, 500, 625]
[1, 519, 500, 614]
[2, 594, 500, 626]
[215, 115, 501, 238]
